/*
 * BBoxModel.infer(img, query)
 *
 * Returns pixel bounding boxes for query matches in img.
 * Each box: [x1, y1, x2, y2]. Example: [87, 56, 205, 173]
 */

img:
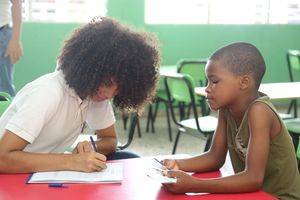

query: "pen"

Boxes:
[48, 183, 68, 188]
[90, 136, 97, 152]
[153, 158, 164, 166]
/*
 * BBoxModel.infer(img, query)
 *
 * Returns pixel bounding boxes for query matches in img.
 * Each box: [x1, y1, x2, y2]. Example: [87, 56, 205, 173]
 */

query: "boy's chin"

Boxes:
[208, 104, 219, 111]
[91, 96, 106, 102]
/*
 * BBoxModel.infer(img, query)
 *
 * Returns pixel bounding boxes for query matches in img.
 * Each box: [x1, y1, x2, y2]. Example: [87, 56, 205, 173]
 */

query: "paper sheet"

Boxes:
[28, 163, 123, 183]
[147, 167, 177, 184]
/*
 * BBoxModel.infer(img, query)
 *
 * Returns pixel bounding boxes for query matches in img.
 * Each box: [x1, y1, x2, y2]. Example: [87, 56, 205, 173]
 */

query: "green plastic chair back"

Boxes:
[157, 65, 178, 100]
[165, 73, 196, 104]
[285, 118, 300, 134]
[0, 92, 12, 116]
[177, 59, 210, 115]
[287, 50, 300, 82]
[177, 60, 207, 87]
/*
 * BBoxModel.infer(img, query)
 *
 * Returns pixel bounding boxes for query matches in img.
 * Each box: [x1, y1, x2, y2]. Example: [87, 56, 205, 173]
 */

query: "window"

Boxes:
[145, 0, 300, 24]
[145, 0, 209, 24]
[22, 0, 107, 23]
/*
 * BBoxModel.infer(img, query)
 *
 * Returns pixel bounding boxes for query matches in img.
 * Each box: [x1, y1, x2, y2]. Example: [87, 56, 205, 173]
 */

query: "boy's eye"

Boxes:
[209, 79, 218, 84]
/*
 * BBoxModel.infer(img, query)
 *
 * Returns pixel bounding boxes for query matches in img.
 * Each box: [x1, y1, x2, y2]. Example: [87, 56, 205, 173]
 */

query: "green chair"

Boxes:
[284, 118, 300, 153]
[118, 112, 139, 150]
[146, 65, 177, 142]
[0, 92, 12, 116]
[285, 50, 300, 118]
[177, 59, 210, 117]
[146, 81, 173, 142]
[164, 73, 217, 154]
[283, 50, 300, 155]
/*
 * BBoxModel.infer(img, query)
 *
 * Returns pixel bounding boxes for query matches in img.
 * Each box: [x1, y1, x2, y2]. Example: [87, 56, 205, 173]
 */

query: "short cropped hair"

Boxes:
[210, 42, 266, 88]
[58, 17, 160, 112]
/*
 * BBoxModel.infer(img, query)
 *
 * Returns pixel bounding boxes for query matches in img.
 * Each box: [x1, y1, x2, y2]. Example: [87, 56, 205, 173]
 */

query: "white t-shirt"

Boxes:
[0, 70, 115, 153]
[0, 0, 11, 27]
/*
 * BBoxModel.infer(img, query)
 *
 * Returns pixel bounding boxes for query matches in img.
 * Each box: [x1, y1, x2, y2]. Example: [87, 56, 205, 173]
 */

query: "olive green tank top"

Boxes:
[224, 94, 300, 200]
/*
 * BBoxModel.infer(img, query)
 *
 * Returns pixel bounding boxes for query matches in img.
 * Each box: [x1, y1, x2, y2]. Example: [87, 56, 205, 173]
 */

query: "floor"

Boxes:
[115, 110, 213, 157]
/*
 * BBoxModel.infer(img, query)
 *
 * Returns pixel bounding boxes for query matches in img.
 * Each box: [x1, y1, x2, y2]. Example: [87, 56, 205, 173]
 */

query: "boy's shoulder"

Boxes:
[247, 99, 280, 130]
[18, 71, 65, 100]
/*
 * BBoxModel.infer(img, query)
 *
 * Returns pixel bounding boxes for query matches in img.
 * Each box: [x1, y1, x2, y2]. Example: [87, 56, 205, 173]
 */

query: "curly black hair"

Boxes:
[57, 17, 160, 112]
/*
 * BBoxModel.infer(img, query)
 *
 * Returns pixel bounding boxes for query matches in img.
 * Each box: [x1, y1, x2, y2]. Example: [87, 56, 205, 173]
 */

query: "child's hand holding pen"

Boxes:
[70, 136, 107, 172]
[162, 159, 179, 170]
[153, 158, 180, 176]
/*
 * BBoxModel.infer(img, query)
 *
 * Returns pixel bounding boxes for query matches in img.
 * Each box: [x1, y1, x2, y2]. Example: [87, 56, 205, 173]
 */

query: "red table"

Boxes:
[0, 158, 276, 200]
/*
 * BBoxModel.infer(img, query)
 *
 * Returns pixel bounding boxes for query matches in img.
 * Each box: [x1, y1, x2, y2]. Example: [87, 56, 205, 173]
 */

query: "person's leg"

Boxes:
[106, 150, 140, 160]
[0, 26, 16, 97]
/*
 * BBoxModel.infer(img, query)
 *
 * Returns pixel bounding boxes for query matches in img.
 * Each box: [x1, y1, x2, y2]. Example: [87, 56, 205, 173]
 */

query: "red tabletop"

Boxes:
[0, 158, 277, 200]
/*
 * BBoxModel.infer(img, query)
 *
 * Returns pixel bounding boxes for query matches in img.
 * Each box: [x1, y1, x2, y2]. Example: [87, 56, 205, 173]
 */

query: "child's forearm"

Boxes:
[95, 137, 117, 155]
[190, 171, 262, 193]
[177, 152, 225, 172]
[0, 151, 76, 173]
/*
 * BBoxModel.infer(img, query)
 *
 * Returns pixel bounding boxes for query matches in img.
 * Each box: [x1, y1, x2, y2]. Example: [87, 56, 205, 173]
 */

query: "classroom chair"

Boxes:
[121, 111, 141, 138]
[284, 118, 300, 154]
[284, 50, 300, 118]
[177, 59, 210, 117]
[164, 73, 217, 154]
[283, 50, 300, 154]
[146, 65, 177, 142]
[0, 92, 12, 117]
[118, 112, 139, 150]
[146, 87, 173, 142]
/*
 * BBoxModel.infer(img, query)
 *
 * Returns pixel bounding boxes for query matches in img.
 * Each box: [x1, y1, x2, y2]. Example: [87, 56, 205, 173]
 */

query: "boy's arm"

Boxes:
[72, 124, 118, 155]
[0, 130, 106, 173]
[167, 102, 273, 194]
[94, 124, 118, 155]
[176, 110, 228, 172]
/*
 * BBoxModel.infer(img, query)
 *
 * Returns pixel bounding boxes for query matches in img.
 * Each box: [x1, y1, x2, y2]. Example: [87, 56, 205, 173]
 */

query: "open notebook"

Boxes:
[27, 163, 123, 184]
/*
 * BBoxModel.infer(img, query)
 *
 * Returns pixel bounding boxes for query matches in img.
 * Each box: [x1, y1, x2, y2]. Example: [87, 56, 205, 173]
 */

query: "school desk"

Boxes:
[195, 82, 300, 100]
[0, 157, 277, 200]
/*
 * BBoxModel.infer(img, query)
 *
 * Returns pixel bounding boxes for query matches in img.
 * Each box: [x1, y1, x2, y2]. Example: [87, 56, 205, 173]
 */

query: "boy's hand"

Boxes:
[72, 141, 94, 153]
[163, 170, 198, 194]
[71, 151, 107, 172]
[162, 159, 179, 170]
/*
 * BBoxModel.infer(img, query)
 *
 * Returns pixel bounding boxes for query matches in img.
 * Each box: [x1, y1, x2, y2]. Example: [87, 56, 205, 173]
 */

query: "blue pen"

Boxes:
[48, 183, 68, 188]
[153, 158, 164, 166]
[90, 136, 97, 152]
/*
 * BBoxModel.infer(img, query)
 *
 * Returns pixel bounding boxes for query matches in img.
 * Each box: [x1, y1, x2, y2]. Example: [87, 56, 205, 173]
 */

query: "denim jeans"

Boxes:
[0, 25, 16, 97]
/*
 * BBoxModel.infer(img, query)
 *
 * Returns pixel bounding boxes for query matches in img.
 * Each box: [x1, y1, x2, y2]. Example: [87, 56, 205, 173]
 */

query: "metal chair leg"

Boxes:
[165, 103, 172, 142]
[137, 117, 142, 138]
[204, 134, 213, 152]
[146, 104, 152, 133]
[172, 129, 181, 154]
[122, 112, 129, 130]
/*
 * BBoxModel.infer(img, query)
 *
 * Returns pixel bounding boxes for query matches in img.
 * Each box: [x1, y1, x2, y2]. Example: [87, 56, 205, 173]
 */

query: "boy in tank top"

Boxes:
[162, 42, 300, 200]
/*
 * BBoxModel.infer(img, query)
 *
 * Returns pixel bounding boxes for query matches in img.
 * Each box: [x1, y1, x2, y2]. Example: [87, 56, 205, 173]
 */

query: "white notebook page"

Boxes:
[28, 163, 123, 183]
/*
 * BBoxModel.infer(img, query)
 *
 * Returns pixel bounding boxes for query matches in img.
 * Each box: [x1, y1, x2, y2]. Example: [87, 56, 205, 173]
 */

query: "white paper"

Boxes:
[28, 163, 123, 183]
[147, 167, 177, 184]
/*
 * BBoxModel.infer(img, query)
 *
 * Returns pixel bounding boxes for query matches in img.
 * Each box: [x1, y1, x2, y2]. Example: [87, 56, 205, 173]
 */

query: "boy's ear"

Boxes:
[239, 75, 251, 90]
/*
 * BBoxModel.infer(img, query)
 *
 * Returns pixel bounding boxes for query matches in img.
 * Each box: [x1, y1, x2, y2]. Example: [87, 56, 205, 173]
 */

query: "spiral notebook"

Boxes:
[27, 163, 123, 184]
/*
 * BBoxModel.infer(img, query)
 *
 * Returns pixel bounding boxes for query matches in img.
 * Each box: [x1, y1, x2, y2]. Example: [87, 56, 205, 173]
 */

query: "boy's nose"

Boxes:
[204, 85, 210, 94]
